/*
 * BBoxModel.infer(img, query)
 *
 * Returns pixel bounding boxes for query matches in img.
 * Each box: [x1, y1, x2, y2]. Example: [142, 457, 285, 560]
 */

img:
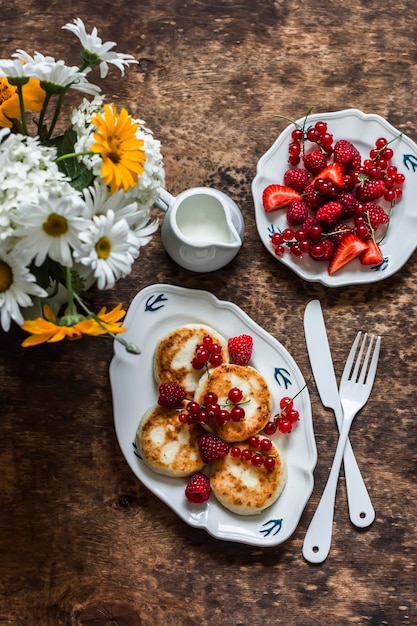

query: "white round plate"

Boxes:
[252, 108, 417, 287]
[110, 284, 316, 547]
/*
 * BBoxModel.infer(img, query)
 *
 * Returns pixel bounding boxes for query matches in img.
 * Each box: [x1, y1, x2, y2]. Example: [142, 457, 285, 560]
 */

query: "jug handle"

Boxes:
[154, 188, 175, 213]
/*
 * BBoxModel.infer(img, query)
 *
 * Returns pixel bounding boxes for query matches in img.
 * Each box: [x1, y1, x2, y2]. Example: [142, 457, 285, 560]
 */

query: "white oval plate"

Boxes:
[110, 284, 316, 546]
[252, 109, 417, 287]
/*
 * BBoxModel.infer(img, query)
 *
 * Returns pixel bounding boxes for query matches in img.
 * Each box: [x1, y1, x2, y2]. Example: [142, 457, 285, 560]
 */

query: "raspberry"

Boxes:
[338, 191, 358, 219]
[228, 334, 253, 366]
[283, 167, 310, 191]
[286, 200, 308, 225]
[198, 433, 229, 463]
[356, 179, 386, 201]
[328, 223, 354, 245]
[157, 382, 187, 408]
[303, 183, 326, 211]
[363, 202, 389, 229]
[309, 239, 335, 261]
[334, 139, 362, 171]
[303, 149, 328, 174]
[185, 472, 211, 503]
[316, 201, 343, 227]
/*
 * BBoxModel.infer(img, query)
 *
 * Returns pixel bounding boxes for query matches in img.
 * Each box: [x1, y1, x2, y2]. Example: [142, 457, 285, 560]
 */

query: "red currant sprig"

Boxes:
[191, 335, 224, 372]
[178, 387, 249, 425]
[263, 384, 306, 435]
[230, 437, 277, 470]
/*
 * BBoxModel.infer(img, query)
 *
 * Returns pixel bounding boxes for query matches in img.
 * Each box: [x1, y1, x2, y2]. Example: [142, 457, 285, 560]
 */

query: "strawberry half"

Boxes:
[328, 234, 369, 275]
[360, 239, 384, 265]
[311, 162, 344, 188]
[262, 184, 302, 213]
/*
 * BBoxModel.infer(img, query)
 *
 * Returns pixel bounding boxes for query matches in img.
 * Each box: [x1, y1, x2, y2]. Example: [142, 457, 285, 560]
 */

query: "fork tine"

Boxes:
[364, 335, 381, 387]
[342, 331, 362, 381]
[351, 332, 368, 382]
[358, 334, 374, 385]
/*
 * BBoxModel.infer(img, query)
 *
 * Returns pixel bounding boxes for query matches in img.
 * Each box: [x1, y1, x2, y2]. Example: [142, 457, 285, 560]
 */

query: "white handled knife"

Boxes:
[304, 299, 375, 528]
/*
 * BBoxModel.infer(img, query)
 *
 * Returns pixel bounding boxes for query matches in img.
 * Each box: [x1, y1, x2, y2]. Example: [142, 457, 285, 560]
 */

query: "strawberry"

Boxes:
[363, 202, 389, 229]
[360, 239, 384, 265]
[228, 334, 253, 365]
[316, 201, 343, 227]
[198, 433, 229, 463]
[262, 184, 302, 212]
[283, 168, 310, 191]
[158, 382, 187, 408]
[311, 162, 344, 188]
[303, 149, 328, 174]
[356, 179, 386, 201]
[334, 139, 362, 171]
[328, 234, 369, 275]
[286, 200, 308, 225]
[185, 472, 211, 503]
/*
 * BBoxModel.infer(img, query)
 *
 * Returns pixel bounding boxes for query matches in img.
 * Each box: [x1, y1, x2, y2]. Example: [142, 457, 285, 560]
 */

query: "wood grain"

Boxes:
[1, 1, 417, 624]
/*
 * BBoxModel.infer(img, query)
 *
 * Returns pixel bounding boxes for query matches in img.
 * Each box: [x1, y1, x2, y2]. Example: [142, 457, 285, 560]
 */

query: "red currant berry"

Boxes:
[240, 449, 252, 461]
[206, 403, 220, 420]
[274, 245, 285, 257]
[263, 421, 277, 435]
[280, 396, 294, 411]
[192, 357, 205, 369]
[217, 409, 230, 425]
[179, 413, 189, 424]
[230, 446, 241, 457]
[291, 128, 303, 141]
[290, 243, 302, 257]
[247, 436, 260, 449]
[308, 225, 324, 240]
[287, 409, 299, 423]
[196, 348, 209, 363]
[277, 417, 292, 434]
[375, 137, 387, 150]
[187, 401, 200, 415]
[288, 155, 301, 166]
[228, 387, 243, 403]
[314, 121, 327, 134]
[271, 232, 284, 246]
[307, 127, 321, 142]
[209, 353, 223, 367]
[196, 409, 208, 424]
[264, 457, 277, 470]
[231, 406, 245, 421]
[288, 142, 301, 157]
[251, 454, 265, 467]
[260, 438, 273, 452]
[204, 392, 218, 405]
[202, 335, 213, 349]
[282, 227, 295, 241]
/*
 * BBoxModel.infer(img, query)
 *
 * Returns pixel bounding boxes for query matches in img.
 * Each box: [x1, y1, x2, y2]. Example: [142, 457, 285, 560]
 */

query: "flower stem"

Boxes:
[16, 84, 29, 135]
[56, 150, 93, 162]
[47, 91, 66, 140]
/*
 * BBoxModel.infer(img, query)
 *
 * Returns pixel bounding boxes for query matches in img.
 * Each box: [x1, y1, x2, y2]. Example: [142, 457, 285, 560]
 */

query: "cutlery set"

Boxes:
[303, 299, 381, 563]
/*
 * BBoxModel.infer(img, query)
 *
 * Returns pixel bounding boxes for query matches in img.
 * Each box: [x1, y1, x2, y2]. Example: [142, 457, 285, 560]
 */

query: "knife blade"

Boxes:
[304, 299, 375, 528]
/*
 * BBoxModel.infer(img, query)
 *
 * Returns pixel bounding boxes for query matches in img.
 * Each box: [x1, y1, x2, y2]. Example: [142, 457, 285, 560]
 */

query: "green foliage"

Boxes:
[53, 129, 94, 191]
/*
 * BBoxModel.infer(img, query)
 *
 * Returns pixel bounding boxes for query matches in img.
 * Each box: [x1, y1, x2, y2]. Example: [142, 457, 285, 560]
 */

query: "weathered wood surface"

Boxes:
[1, 1, 417, 624]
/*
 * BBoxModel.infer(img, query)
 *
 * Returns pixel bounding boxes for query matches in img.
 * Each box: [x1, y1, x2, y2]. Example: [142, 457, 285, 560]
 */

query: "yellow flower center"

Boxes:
[106, 136, 122, 164]
[0, 259, 13, 292]
[96, 236, 111, 259]
[0, 78, 15, 104]
[43, 213, 68, 237]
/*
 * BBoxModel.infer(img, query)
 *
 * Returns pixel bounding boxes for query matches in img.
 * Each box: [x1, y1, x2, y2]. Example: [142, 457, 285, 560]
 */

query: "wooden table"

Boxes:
[1, 1, 416, 624]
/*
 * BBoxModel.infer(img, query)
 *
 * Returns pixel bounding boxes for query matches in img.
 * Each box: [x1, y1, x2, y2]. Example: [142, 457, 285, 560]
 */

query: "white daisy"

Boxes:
[12, 190, 89, 267]
[63, 18, 138, 78]
[75, 210, 137, 289]
[0, 246, 47, 332]
[13, 50, 101, 96]
[0, 58, 39, 80]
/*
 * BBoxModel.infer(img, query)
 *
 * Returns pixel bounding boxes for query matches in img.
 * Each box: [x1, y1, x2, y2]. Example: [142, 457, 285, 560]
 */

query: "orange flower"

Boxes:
[0, 77, 46, 128]
[21, 303, 127, 347]
[90, 103, 146, 194]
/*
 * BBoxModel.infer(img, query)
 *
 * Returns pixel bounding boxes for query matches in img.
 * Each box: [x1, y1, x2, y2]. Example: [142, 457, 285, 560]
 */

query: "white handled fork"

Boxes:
[303, 331, 381, 564]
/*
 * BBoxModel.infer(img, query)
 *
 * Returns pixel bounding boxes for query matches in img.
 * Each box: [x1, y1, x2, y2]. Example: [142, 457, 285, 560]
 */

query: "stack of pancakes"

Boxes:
[136, 323, 287, 515]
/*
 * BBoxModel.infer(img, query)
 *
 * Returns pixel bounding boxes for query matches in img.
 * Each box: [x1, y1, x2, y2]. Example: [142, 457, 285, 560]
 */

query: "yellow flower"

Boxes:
[0, 77, 45, 128]
[21, 302, 127, 347]
[90, 103, 146, 194]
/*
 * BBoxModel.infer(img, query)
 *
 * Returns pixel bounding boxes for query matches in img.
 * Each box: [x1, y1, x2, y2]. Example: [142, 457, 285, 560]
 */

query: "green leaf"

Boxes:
[53, 129, 94, 191]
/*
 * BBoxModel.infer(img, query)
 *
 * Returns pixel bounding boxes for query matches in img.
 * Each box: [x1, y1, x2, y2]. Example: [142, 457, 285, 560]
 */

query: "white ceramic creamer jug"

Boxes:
[155, 187, 244, 272]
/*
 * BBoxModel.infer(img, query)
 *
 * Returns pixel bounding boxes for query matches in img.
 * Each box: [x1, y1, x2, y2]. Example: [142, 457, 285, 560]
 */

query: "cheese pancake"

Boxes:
[136, 404, 205, 477]
[154, 324, 228, 395]
[210, 440, 287, 515]
[194, 363, 272, 442]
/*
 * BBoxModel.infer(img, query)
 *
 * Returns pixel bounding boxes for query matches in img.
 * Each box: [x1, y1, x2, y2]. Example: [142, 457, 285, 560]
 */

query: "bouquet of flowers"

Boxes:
[0, 18, 165, 350]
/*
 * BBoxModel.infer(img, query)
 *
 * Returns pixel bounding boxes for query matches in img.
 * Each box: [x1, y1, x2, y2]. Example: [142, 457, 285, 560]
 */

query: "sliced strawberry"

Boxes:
[328, 234, 369, 275]
[360, 239, 384, 265]
[311, 162, 344, 188]
[262, 184, 302, 213]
